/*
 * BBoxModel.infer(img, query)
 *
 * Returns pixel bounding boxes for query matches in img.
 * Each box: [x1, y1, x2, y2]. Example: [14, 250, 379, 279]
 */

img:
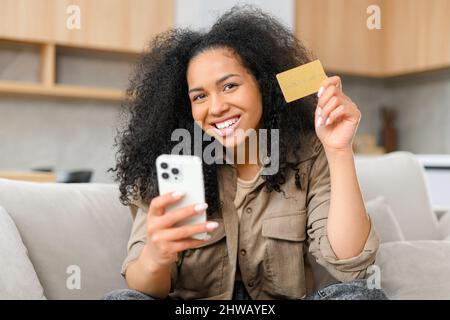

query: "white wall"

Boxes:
[175, 0, 295, 31]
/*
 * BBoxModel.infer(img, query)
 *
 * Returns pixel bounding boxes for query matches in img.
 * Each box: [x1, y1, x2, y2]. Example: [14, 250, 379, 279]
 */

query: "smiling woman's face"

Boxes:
[187, 47, 263, 149]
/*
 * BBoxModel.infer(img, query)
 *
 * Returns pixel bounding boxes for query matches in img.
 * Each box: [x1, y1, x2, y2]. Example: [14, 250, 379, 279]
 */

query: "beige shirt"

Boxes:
[234, 167, 265, 220]
[233, 166, 265, 282]
[120, 132, 380, 300]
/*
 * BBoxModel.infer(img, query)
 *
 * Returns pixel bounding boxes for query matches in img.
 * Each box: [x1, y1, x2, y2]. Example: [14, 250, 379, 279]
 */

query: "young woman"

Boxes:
[104, 6, 387, 300]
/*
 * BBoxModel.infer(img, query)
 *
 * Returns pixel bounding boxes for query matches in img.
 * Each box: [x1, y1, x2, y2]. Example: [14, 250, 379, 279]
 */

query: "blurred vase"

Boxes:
[380, 106, 397, 153]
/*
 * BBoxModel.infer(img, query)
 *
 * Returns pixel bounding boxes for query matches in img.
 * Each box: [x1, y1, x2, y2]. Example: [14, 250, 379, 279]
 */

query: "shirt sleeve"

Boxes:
[305, 138, 380, 282]
[120, 198, 179, 292]
[120, 201, 148, 278]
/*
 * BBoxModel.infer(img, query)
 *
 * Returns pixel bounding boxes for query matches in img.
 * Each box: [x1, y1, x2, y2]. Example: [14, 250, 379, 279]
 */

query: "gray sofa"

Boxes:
[0, 182, 131, 299]
[1, 151, 450, 299]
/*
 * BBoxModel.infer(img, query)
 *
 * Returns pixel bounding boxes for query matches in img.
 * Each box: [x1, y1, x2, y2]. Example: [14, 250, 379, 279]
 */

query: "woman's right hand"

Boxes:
[139, 191, 218, 271]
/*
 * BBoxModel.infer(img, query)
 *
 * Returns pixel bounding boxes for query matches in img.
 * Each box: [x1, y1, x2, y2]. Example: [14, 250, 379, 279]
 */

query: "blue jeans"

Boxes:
[306, 279, 388, 300]
[102, 279, 388, 300]
[101, 281, 251, 300]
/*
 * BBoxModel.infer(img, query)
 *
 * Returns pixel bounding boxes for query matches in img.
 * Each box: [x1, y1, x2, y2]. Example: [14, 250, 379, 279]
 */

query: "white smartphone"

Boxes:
[156, 154, 207, 240]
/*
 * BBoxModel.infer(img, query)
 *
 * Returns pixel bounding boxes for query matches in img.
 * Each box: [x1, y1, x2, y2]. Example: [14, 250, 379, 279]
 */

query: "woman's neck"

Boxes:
[235, 162, 261, 181]
[233, 133, 261, 181]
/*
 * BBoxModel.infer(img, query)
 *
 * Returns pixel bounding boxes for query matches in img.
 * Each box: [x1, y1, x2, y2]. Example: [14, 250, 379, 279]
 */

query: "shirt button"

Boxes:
[240, 249, 247, 256]
[248, 281, 254, 287]
[245, 207, 252, 214]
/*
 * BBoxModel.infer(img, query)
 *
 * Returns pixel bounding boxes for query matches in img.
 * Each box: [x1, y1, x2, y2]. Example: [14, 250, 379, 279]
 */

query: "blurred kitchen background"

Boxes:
[0, 0, 449, 208]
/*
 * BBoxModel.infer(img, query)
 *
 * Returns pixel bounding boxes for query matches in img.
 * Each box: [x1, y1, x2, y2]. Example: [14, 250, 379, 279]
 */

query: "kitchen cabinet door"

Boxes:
[0, 0, 173, 53]
[295, 0, 385, 77]
[295, 0, 450, 77]
[383, 0, 450, 76]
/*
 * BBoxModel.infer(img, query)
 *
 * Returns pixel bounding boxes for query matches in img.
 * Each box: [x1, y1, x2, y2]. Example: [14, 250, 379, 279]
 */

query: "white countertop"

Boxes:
[415, 154, 450, 167]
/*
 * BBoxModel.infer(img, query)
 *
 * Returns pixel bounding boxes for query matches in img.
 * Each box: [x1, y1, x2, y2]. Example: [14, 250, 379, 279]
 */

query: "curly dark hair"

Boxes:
[108, 5, 318, 215]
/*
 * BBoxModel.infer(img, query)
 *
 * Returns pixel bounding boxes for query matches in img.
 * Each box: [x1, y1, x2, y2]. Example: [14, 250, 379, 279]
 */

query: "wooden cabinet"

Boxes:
[0, 0, 173, 53]
[295, 0, 450, 77]
[295, 0, 384, 77]
[0, 0, 173, 101]
[383, 0, 450, 75]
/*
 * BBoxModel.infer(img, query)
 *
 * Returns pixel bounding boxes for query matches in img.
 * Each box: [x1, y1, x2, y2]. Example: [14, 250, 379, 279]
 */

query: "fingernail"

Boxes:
[203, 234, 212, 241]
[316, 116, 322, 127]
[317, 107, 322, 116]
[194, 203, 208, 213]
[206, 221, 219, 231]
[317, 86, 324, 98]
[172, 191, 185, 198]
[325, 118, 330, 126]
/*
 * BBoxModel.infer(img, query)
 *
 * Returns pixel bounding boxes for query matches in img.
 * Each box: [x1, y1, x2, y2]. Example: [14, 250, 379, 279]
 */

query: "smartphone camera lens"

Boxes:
[162, 173, 169, 179]
[171, 168, 179, 175]
[161, 162, 168, 169]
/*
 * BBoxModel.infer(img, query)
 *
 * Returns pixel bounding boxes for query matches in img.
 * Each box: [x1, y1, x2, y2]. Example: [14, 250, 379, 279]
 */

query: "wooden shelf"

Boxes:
[0, 80, 124, 102]
[0, 39, 127, 101]
[0, 0, 174, 101]
[0, 171, 56, 183]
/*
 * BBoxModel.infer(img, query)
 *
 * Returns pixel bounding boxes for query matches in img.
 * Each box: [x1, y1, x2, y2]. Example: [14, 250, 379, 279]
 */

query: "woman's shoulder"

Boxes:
[126, 185, 150, 219]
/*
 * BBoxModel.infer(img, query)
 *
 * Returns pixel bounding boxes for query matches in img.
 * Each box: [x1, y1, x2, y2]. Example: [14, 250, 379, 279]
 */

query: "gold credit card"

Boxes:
[276, 59, 327, 103]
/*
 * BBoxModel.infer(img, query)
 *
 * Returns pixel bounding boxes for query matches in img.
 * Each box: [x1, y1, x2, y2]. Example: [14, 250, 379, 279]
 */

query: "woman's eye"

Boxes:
[224, 83, 238, 91]
[193, 94, 206, 101]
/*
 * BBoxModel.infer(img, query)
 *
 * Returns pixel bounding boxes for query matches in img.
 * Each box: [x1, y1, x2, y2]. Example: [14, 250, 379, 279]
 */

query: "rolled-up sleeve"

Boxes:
[306, 140, 380, 282]
[120, 202, 148, 278]
[120, 199, 179, 292]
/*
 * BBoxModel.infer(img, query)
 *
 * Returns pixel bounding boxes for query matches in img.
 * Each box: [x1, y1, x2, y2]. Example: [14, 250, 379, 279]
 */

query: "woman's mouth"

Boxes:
[211, 115, 241, 137]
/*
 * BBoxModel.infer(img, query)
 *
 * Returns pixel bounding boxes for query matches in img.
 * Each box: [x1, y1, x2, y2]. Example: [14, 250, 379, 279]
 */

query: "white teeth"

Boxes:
[216, 117, 238, 129]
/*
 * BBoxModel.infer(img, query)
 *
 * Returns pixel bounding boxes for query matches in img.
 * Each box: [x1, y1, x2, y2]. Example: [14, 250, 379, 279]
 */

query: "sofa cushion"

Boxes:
[366, 196, 405, 243]
[0, 179, 132, 299]
[376, 240, 450, 299]
[356, 152, 440, 240]
[308, 196, 405, 291]
[0, 206, 46, 299]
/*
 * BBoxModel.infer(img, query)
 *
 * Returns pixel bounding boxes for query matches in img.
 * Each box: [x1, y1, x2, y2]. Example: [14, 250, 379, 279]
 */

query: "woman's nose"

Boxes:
[209, 95, 230, 116]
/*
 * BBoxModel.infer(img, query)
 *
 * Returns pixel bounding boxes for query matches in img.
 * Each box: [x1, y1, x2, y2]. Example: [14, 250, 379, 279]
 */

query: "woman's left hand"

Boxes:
[315, 76, 361, 153]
